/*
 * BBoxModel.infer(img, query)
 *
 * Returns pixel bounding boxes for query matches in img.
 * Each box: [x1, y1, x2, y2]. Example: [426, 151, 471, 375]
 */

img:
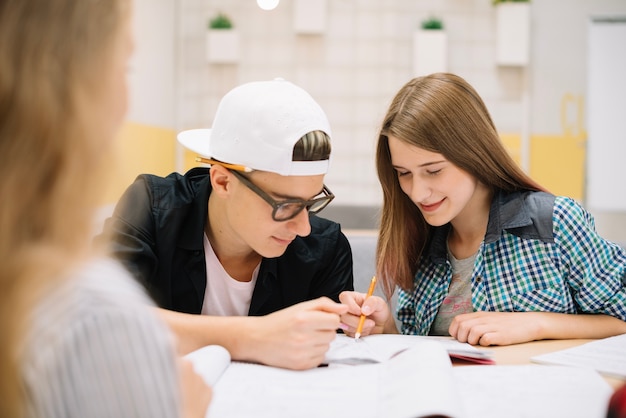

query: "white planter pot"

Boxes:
[412, 30, 448, 77]
[206, 29, 239, 64]
[293, 0, 327, 34]
[495, 2, 530, 66]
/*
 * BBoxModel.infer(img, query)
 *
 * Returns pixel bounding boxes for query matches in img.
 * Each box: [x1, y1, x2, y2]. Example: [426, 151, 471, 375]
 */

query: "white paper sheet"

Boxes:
[185, 345, 231, 385]
[531, 333, 626, 379]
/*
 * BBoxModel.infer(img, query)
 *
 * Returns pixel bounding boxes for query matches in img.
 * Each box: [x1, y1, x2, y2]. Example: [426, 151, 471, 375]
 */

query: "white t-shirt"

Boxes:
[201, 233, 259, 317]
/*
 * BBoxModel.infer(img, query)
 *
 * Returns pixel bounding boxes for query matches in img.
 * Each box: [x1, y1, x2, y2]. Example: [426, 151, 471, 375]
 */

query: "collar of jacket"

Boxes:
[177, 167, 213, 252]
[427, 189, 555, 265]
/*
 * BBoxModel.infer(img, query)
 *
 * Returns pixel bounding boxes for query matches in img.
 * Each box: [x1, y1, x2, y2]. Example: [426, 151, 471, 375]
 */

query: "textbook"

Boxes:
[531, 333, 626, 379]
[186, 336, 613, 418]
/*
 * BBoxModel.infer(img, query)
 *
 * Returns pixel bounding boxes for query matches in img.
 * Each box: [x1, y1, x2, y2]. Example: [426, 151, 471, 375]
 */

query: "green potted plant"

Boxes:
[421, 16, 444, 31]
[208, 12, 233, 30]
[206, 12, 239, 64]
[413, 16, 447, 76]
[494, 0, 530, 65]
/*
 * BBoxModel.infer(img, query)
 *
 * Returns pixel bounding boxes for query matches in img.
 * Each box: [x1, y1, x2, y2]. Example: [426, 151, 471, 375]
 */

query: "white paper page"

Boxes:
[453, 364, 613, 418]
[531, 333, 626, 379]
[325, 333, 492, 365]
[184, 345, 231, 385]
[207, 342, 462, 418]
[207, 362, 381, 418]
[381, 342, 463, 418]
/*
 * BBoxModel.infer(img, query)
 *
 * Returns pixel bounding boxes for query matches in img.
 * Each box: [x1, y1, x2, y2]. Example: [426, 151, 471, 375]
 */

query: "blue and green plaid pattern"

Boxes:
[397, 195, 626, 335]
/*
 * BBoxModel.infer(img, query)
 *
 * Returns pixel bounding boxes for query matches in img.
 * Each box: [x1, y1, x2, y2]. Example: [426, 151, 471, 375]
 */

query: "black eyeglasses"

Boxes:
[230, 169, 335, 222]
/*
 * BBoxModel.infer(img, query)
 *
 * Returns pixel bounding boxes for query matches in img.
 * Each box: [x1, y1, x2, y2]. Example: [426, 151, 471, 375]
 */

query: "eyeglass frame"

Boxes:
[229, 169, 335, 222]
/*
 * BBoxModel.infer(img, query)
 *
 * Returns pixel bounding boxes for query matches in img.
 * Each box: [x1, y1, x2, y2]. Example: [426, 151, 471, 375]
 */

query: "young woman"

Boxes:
[340, 73, 626, 346]
[0, 1, 210, 417]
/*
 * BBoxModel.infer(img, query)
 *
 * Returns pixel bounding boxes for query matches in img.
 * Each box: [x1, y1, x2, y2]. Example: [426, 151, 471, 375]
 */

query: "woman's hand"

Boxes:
[448, 311, 542, 346]
[338, 291, 397, 337]
[449, 311, 626, 346]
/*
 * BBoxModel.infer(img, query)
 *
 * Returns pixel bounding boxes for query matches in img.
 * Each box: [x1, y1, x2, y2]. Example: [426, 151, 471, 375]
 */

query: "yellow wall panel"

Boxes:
[499, 133, 522, 166]
[530, 134, 585, 200]
[102, 122, 177, 205]
[183, 148, 201, 173]
[100, 127, 586, 207]
[498, 132, 585, 200]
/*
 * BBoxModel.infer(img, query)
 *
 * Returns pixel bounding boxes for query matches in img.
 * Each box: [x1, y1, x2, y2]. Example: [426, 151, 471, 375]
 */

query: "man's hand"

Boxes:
[243, 297, 349, 370]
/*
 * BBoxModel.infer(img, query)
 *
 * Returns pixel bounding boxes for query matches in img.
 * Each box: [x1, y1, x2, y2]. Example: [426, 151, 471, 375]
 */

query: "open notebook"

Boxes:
[185, 345, 232, 385]
[186, 335, 613, 418]
[325, 333, 495, 365]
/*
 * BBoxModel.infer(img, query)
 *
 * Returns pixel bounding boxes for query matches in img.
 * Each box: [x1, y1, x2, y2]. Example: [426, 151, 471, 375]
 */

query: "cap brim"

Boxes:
[177, 127, 331, 176]
[177, 129, 212, 158]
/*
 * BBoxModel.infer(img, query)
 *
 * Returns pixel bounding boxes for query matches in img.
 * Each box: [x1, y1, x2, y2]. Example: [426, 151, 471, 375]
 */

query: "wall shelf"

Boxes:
[206, 29, 240, 64]
[293, 0, 327, 35]
[495, 2, 530, 66]
[412, 30, 448, 76]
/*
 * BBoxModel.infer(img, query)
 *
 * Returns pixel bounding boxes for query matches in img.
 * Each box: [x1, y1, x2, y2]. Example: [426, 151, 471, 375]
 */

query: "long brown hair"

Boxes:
[376, 73, 545, 298]
[0, 1, 128, 416]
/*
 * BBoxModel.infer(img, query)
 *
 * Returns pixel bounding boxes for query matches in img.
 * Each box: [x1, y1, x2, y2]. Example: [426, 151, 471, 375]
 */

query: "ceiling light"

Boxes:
[257, 0, 279, 11]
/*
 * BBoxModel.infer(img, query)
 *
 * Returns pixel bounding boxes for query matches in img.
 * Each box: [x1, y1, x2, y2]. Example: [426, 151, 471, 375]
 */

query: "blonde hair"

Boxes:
[292, 130, 331, 162]
[0, 0, 128, 416]
[376, 73, 546, 297]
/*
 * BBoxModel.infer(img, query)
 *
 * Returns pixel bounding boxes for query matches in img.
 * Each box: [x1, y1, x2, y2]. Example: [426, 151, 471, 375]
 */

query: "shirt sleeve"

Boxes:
[24, 304, 181, 418]
[97, 177, 160, 293]
[396, 288, 420, 334]
[553, 197, 626, 320]
[314, 229, 355, 299]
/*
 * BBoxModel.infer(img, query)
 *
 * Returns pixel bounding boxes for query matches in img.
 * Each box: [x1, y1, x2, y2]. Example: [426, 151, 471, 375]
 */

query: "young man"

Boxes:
[100, 79, 353, 370]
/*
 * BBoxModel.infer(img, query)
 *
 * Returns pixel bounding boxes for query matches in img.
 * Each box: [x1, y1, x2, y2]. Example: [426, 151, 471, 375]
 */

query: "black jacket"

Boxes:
[99, 167, 354, 315]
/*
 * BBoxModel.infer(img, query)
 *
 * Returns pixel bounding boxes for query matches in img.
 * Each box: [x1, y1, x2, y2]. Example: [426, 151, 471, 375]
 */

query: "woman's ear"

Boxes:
[208, 164, 233, 197]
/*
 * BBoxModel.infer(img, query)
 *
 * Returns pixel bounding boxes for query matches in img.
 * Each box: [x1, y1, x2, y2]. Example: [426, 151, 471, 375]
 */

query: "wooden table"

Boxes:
[464, 339, 625, 390]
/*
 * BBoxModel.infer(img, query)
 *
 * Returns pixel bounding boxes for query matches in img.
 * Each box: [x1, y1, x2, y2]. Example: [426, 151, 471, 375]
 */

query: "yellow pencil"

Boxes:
[355, 276, 376, 340]
[195, 157, 252, 172]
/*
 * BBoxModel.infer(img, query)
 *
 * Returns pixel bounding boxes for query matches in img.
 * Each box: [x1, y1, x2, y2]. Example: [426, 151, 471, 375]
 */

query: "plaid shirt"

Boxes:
[397, 190, 626, 335]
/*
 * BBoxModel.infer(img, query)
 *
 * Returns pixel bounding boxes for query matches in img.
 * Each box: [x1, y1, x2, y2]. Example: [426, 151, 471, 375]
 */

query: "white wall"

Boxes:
[129, 0, 177, 128]
[586, 18, 626, 212]
[531, 0, 626, 134]
[176, 0, 531, 207]
[130, 0, 626, 239]
[585, 16, 626, 241]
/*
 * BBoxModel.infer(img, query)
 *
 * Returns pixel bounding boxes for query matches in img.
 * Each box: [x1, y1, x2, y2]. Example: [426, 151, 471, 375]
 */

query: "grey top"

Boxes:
[22, 257, 181, 418]
[429, 249, 476, 336]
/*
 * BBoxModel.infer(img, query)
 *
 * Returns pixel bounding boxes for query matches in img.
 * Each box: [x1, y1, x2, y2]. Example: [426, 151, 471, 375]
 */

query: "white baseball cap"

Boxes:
[177, 78, 332, 176]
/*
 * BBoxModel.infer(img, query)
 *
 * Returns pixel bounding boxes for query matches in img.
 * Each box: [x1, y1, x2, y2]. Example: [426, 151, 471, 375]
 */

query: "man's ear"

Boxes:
[209, 164, 233, 197]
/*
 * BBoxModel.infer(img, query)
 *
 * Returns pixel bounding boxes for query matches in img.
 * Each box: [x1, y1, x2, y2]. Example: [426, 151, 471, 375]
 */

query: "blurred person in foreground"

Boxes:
[0, 1, 210, 417]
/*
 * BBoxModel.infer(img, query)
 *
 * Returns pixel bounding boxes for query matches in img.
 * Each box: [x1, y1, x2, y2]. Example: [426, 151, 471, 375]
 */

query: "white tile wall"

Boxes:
[176, 0, 524, 207]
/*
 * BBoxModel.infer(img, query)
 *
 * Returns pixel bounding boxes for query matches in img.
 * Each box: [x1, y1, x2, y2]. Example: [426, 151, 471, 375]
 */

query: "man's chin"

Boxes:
[258, 245, 289, 259]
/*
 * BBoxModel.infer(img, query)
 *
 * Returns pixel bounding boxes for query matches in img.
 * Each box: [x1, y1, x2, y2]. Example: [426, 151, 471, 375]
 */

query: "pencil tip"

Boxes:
[354, 333, 361, 341]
